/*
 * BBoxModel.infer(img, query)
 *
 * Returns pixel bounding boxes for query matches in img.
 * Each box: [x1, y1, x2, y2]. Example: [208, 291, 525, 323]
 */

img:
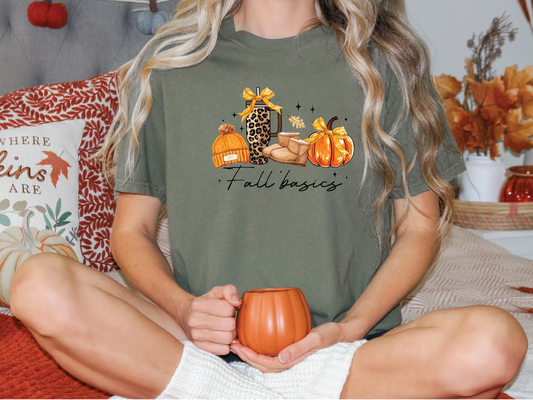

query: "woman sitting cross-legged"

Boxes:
[9, 0, 527, 398]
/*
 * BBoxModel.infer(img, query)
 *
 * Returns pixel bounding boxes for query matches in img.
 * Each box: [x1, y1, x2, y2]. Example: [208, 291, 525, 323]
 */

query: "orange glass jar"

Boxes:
[500, 166, 533, 202]
[236, 288, 312, 356]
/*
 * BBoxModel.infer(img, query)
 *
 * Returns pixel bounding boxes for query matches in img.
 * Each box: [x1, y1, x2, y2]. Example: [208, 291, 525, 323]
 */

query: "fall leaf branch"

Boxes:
[434, 15, 533, 158]
[466, 13, 518, 82]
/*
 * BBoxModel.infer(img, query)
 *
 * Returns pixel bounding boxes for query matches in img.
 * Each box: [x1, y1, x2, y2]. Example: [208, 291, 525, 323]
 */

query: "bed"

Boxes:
[0, 1, 532, 398]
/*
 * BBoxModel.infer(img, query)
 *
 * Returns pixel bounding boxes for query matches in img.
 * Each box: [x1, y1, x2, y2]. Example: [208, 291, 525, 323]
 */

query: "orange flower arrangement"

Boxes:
[435, 14, 533, 158]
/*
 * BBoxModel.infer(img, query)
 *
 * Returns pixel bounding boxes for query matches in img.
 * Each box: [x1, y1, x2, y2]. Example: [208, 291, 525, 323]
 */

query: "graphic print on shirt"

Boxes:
[305, 116, 354, 167]
[212, 86, 354, 169]
[212, 124, 250, 168]
[239, 87, 283, 165]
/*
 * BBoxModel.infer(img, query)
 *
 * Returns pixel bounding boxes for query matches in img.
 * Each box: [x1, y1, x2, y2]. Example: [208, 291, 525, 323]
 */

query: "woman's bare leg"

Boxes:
[341, 306, 528, 399]
[9, 253, 187, 399]
[10, 254, 528, 399]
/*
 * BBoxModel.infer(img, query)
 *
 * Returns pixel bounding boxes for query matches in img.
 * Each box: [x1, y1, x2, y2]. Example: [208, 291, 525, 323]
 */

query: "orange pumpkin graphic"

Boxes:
[307, 116, 354, 168]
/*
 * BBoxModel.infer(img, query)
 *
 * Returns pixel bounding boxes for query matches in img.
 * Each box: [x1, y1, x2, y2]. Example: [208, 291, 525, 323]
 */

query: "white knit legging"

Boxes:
[153, 340, 366, 399]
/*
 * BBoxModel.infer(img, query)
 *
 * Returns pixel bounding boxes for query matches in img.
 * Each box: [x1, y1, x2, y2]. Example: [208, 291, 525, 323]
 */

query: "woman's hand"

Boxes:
[177, 285, 241, 355]
[230, 322, 351, 373]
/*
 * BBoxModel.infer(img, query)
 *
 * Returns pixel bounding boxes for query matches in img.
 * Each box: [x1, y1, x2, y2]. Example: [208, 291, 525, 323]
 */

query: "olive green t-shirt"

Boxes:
[115, 17, 465, 335]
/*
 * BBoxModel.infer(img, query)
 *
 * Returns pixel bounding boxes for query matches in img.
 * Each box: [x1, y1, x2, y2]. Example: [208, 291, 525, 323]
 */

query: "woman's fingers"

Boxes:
[184, 285, 240, 353]
[187, 313, 236, 351]
[230, 343, 312, 372]
[279, 331, 323, 363]
[189, 311, 237, 331]
[189, 328, 237, 344]
[231, 343, 286, 372]
[279, 323, 342, 363]
[204, 285, 241, 308]
[190, 285, 240, 318]
[232, 323, 344, 371]
[192, 296, 236, 317]
[194, 341, 232, 356]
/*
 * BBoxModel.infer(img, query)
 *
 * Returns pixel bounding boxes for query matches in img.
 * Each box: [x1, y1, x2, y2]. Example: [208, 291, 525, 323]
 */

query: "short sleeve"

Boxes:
[114, 71, 167, 204]
[380, 62, 466, 199]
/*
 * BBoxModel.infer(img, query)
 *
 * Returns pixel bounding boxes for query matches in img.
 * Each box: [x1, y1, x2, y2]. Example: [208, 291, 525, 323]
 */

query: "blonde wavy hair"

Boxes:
[99, 0, 456, 252]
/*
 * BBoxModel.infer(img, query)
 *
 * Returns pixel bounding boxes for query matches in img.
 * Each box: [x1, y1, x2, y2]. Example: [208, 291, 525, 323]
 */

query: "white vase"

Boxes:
[524, 148, 533, 165]
[458, 152, 507, 202]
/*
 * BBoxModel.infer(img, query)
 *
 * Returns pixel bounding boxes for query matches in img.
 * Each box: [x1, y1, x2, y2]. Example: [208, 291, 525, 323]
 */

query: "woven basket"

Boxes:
[454, 200, 533, 230]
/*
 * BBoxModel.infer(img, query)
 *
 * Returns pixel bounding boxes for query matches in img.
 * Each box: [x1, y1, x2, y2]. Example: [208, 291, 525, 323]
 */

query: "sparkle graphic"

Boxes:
[232, 112, 237, 118]
[333, 172, 337, 177]
[240, 126, 244, 132]
[296, 103, 301, 110]
[310, 106, 315, 113]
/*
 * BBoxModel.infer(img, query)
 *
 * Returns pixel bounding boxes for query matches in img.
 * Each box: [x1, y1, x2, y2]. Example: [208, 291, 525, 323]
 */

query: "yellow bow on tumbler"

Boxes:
[304, 117, 350, 157]
[239, 87, 282, 123]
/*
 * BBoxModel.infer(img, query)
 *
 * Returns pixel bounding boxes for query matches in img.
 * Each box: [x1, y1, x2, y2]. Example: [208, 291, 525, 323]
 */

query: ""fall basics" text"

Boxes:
[223, 166, 343, 192]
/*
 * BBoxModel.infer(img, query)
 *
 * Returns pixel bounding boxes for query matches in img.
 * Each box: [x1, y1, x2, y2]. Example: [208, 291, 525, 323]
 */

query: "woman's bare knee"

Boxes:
[10, 253, 82, 335]
[356, 306, 529, 398]
[470, 306, 527, 382]
[439, 306, 527, 396]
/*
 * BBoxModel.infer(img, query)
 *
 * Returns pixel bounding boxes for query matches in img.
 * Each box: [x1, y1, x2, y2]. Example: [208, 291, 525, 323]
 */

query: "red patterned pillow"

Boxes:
[0, 73, 118, 272]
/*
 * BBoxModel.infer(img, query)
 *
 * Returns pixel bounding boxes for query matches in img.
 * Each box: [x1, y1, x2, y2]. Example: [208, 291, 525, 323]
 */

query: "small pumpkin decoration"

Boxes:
[236, 288, 312, 356]
[137, 0, 172, 36]
[0, 211, 78, 306]
[27, 0, 68, 29]
[305, 116, 354, 168]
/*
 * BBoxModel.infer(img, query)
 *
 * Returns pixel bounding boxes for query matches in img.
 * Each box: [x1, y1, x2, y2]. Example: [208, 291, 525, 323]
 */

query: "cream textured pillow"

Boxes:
[0, 120, 85, 306]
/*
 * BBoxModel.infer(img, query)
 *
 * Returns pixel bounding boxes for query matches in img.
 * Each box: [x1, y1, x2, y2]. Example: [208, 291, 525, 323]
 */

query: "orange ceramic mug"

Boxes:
[235, 287, 312, 356]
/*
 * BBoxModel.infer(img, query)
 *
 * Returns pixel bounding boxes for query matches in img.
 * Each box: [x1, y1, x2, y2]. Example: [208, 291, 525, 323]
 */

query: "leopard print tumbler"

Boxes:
[246, 105, 271, 165]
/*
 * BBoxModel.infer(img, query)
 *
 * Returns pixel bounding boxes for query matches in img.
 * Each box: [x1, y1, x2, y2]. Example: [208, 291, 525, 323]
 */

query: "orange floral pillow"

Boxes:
[0, 73, 118, 273]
